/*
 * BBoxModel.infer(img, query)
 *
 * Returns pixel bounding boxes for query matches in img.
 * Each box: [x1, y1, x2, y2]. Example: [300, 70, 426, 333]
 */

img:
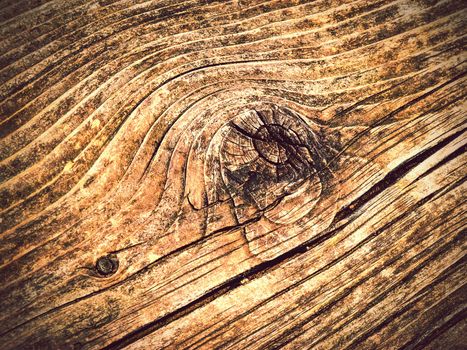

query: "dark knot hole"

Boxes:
[95, 254, 119, 276]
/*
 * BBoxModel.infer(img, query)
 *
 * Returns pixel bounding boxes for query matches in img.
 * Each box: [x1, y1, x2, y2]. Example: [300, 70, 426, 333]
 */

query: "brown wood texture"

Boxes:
[0, 0, 466, 349]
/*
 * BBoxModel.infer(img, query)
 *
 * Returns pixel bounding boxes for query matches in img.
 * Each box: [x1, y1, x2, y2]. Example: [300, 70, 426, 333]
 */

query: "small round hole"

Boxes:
[95, 254, 118, 276]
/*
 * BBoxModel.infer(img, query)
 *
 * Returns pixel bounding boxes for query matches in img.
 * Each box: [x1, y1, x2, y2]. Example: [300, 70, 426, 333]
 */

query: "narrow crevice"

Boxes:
[102, 228, 337, 350]
[331, 127, 466, 225]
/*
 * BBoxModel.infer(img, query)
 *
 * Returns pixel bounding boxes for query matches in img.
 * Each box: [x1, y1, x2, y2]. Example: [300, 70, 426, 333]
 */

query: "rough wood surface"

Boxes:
[0, 0, 466, 349]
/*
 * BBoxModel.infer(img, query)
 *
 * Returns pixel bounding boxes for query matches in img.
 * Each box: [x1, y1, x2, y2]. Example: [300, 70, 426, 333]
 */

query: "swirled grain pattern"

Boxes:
[0, 0, 466, 349]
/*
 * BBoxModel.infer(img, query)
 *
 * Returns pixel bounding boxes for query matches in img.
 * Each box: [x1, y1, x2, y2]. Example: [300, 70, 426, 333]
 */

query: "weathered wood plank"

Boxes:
[0, 0, 465, 349]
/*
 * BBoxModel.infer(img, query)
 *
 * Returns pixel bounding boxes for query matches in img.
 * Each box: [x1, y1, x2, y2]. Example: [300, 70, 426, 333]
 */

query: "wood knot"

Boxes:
[213, 104, 350, 259]
[252, 124, 302, 166]
[95, 254, 118, 276]
[220, 106, 332, 211]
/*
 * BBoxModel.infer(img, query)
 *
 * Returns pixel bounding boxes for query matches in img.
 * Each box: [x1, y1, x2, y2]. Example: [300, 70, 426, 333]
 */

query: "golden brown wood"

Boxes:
[0, 0, 465, 349]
